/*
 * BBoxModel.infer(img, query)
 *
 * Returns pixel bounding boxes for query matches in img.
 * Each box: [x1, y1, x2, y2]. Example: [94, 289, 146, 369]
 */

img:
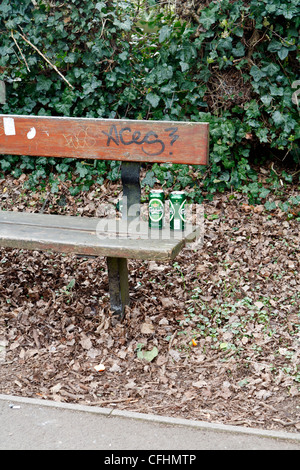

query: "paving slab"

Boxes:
[0, 394, 300, 451]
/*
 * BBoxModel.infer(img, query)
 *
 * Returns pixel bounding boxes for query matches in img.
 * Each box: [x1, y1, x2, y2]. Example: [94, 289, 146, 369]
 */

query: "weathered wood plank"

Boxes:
[0, 114, 209, 165]
[0, 210, 200, 240]
[0, 211, 198, 261]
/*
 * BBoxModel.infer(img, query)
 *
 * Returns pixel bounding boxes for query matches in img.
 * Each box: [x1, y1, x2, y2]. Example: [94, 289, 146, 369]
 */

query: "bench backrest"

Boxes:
[0, 114, 209, 166]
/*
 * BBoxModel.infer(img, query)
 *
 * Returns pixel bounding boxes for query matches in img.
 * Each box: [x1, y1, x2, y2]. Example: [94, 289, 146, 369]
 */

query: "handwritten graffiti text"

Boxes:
[102, 125, 179, 156]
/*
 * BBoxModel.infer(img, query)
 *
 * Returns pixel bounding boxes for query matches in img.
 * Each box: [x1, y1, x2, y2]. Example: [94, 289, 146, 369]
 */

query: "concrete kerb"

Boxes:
[1, 393, 300, 444]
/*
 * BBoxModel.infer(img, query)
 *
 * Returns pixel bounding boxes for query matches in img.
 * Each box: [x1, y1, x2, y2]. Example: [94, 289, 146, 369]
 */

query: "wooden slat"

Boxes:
[0, 210, 107, 233]
[0, 114, 209, 165]
[0, 211, 199, 261]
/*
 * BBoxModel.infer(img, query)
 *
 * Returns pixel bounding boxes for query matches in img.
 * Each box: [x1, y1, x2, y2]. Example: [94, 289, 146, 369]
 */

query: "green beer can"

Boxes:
[170, 191, 186, 230]
[149, 190, 165, 229]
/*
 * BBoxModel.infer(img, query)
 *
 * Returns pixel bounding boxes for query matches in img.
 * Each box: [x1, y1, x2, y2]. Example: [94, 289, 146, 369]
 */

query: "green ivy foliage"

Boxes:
[0, 0, 135, 117]
[0, 0, 136, 192]
[0, 0, 299, 200]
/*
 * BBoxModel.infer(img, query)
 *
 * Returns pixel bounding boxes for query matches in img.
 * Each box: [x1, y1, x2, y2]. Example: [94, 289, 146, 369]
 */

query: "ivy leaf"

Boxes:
[146, 92, 160, 108]
[259, 187, 270, 199]
[261, 63, 280, 77]
[50, 180, 59, 194]
[278, 47, 289, 61]
[36, 76, 52, 92]
[180, 61, 189, 72]
[95, 2, 105, 11]
[56, 162, 69, 173]
[0, 159, 11, 171]
[256, 127, 269, 143]
[290, 195, 300, 205]
[199, 8, 217, 29]
[141, 170, 157, 188]
[159, 25, 171, 43]
[260, 95, 273, 106]
[137, 346, 158, 362]
[250, 65, 266, 82]
[267, 40, 282, 53]
[0, 1, 10, 15]
[75, 162, 89, 178]
[119, 51, 128, 61]
[232, 43, 245, 57]
[113, 18, 132, 31]
[265, 201, 277, 211]
[272, 110, 284, 125]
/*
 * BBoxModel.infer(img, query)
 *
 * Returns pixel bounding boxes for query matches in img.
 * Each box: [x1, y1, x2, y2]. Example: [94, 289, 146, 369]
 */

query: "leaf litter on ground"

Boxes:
[0, 173, 299, 432]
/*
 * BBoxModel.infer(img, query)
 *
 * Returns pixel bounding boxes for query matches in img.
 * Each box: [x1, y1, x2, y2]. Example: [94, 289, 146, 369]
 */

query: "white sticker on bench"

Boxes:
[27, 127, 36, 140]
[3, 117, 16, 136]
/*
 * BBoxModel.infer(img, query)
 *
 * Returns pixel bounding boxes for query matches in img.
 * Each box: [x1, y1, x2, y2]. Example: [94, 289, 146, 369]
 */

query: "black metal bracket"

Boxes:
[121, 161, 141, 223]
[107, 257, 130, 319]
[106, 162, 141, 320]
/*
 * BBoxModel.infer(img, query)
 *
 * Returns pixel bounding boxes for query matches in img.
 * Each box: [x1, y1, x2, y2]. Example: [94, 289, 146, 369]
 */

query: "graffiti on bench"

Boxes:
[0, 115, 209, 165]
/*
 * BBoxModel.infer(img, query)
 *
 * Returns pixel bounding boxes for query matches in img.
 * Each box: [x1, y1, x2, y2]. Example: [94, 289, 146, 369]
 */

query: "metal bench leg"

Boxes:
[106, 257, 130, 319]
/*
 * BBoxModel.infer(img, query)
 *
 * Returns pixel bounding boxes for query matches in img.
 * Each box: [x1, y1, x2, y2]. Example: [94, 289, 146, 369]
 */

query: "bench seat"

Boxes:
[0, 210, 200, 262]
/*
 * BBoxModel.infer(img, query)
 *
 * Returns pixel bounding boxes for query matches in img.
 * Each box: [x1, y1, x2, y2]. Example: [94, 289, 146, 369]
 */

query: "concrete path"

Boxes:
[1, 394, 300, 451]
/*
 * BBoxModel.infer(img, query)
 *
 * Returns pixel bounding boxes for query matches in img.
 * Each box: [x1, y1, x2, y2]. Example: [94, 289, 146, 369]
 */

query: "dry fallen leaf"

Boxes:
[241, 203, 254, 212]
[254, 301, 265, 310]
[141, 322, 155, 334]
[192, 380, 207, 389]
[161, 297, 174, 308]
[109, 363, 121, 372]
[80, 334, 92, 350]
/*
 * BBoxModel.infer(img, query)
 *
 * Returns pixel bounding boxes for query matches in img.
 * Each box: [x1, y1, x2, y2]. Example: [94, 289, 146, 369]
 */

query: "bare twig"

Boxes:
[17, 30, 74, 89]
[11, 30, 30, 72]
[93, 397, 139, 406]
[40, 191, 50, 214]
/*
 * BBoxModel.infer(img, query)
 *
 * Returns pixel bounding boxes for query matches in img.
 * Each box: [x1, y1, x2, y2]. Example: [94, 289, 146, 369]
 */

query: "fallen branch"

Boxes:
[11, 30, 30, 73]
[93, 397, 139, 406]
[17, 30, 74, 89]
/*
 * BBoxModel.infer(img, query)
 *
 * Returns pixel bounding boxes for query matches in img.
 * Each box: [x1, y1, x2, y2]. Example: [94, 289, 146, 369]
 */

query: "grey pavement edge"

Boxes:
[0, 394, 300, 450]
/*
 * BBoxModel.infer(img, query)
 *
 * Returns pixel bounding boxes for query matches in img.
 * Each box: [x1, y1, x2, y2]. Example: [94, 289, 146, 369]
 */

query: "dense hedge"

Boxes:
[0, 0, 299, 201]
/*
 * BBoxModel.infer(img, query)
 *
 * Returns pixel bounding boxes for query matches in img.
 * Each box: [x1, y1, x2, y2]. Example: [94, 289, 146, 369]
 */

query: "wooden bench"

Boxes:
[0, 114, 209, 318]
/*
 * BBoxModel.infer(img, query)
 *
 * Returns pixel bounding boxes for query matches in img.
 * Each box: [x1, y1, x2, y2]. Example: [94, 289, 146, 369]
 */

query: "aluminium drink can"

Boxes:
[149, 190, 165, 229]
[170, 191, 186, 230]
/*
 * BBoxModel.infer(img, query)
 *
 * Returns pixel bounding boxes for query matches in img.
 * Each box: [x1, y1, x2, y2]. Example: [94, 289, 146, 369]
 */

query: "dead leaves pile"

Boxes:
[0, 174, 299, 433]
